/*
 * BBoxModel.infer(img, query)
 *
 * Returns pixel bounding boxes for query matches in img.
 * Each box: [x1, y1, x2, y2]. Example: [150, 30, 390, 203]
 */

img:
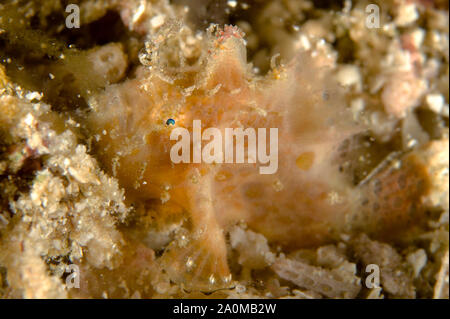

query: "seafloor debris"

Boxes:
[0, 0, 448, 299]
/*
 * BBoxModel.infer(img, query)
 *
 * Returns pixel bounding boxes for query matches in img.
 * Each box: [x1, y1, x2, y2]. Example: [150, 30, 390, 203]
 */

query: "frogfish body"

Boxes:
[88, 26, 431, 290]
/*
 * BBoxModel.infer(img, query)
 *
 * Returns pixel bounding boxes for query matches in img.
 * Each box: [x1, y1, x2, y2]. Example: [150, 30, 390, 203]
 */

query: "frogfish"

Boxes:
[87, 25, 431, 291]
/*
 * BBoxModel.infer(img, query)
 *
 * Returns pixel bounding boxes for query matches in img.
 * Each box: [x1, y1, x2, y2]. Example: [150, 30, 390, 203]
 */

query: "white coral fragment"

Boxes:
[272, 256, 361, 299]
[229, 226, 275, 269]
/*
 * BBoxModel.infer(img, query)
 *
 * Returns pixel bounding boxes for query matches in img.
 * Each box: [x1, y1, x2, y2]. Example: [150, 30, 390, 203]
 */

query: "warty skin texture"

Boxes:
[87, 26, 431, 291]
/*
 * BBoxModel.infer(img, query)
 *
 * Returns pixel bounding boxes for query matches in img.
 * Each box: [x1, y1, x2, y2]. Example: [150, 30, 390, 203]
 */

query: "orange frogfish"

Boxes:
[87, 26, 431, 291]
